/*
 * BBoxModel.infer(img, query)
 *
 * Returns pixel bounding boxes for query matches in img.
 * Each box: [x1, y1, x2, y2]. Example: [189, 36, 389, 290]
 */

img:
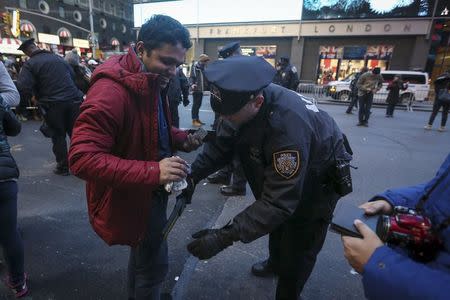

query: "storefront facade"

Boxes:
[133, 0, 441, 84]
[185, 22, 301, 73]
[299, 19, 431, 83]
[185, 18, 430, 83]
[1, 0, 134, 59]
[426, 0, 450, 82]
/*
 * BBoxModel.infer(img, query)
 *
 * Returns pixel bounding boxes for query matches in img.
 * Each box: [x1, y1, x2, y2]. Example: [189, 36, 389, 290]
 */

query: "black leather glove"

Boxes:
[183, 98, 190, 107]
[187, 224, 239, 260]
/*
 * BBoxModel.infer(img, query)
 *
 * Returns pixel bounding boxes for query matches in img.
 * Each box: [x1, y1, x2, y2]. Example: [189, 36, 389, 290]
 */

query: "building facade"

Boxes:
[1, 0, 134, 58]
[134, 0, 449, 83]
[185, 19, 435, 84]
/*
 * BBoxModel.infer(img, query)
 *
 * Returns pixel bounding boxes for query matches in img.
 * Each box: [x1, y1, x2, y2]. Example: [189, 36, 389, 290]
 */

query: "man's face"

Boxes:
[221, 96, 264, 129]
[137, 41, 187, 89]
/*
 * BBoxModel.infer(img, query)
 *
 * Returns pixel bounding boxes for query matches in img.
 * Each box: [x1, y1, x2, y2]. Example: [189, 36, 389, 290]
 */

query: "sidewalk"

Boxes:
[172, 193, 276, 300]
[317, 98, 434, 112]
[172, 192, 365, 300]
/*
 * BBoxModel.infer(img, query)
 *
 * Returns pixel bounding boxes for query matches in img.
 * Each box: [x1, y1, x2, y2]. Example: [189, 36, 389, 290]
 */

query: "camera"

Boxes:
[376, 206, 442, 262]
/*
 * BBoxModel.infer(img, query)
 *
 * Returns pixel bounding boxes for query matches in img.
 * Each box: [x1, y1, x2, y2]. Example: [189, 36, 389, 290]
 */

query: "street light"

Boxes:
[88, 0, 97, 59]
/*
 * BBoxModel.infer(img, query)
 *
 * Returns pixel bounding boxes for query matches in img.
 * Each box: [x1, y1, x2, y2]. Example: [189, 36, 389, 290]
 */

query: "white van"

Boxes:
[326, 70, 429, 103]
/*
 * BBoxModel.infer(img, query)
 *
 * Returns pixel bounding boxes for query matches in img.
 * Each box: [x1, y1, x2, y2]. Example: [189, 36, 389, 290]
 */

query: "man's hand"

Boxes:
[159, 156, 189, 185]
[342, 219, 384, 273]
[191, 84, 197, 90]
[182, 133, 203, 152]
[359, 200, 393, 215]
[187, 227, 234, 260]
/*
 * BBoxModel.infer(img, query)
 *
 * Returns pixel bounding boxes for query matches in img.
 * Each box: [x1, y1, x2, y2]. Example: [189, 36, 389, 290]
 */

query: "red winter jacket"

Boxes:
[69, 48, 188, 247]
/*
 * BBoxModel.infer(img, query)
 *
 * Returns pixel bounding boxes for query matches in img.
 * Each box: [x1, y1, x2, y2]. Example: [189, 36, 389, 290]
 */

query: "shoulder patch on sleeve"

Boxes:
[273, 150, 300, 179]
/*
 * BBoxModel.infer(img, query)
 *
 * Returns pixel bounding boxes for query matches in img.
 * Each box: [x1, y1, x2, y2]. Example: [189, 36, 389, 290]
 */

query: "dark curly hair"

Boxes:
[138, 15, 192, 51]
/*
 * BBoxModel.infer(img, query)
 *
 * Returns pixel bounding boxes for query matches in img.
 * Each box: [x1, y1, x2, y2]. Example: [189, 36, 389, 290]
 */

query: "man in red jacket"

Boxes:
[68, 15, 202, 299]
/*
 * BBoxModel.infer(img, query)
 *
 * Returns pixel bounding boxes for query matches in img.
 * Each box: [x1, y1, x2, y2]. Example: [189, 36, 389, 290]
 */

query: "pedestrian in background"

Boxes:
[16, 38, 83, 176]
[272, 56, 299, 91]
[0, 61, 20, 107]
[0, 93, 28, 298]
[167, 66, 189, 128]
[346, 67, 368, 114]
[385, 74, 408, 117]
[425, 71, 450, 132]
[69, 15, 202, 299]
[65, 49, 90, 95]
[190, 54, 210, 127]
[356, 67, 383, 127]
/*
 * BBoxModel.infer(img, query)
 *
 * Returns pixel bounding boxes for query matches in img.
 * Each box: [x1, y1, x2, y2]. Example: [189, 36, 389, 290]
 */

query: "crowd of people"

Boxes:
[0, 13, 448, 300]
[344, 66, 450, 131]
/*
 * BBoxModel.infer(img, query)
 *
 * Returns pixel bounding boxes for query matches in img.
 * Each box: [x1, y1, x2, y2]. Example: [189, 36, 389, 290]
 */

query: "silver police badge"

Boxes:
[273, 150, 300, 179]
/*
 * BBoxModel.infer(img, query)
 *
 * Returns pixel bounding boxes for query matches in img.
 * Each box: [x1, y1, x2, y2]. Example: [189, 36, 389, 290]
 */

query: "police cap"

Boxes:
[218, 41, 240, 59]
[17, 38, 35, 51]
[204, 55, 275, 115]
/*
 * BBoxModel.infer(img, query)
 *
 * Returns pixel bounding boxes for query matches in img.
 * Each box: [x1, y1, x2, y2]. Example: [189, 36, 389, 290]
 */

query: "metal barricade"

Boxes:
[296, 82, 327, 101]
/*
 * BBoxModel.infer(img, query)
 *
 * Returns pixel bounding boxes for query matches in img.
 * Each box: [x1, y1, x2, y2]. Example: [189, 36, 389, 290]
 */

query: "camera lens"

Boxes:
[376, 215, 391, 242]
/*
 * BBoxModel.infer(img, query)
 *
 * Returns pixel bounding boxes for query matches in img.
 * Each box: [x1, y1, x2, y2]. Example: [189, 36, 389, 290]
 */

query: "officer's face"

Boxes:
[136, 41, 186, 89]
[222, 96, 264, 128]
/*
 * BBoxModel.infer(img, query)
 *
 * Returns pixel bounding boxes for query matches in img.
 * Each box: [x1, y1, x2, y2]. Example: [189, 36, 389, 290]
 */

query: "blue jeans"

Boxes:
[0, 181, 25, 284]
[127, 192, 169, 300]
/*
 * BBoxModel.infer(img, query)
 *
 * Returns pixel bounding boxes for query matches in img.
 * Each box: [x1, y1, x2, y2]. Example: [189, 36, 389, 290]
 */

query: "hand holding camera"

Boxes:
[359, 200, 393, 215]
[342, 219, 383, 273]
[340, 199, 442, 273]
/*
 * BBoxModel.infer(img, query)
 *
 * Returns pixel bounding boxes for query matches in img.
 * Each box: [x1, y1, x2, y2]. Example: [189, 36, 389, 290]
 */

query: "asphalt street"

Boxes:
[1, 95, 449, 300]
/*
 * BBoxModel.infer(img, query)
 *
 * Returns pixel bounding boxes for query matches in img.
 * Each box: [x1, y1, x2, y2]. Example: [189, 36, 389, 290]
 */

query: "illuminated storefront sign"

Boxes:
[300, 20, 430, 36]
[187, 20, 429, 39]
[38, 33, 60, 45]
[189, 23, 299, 38]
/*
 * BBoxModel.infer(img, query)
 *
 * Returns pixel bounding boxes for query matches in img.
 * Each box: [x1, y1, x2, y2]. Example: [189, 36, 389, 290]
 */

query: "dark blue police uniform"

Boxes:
[207, 41, 247, 196]
[187, 56, 352, 299]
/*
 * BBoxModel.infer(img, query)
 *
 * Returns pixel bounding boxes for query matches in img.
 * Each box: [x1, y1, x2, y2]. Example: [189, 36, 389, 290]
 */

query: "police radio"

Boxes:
[332, 160, 353, 196]
[330, 134, 353, 197]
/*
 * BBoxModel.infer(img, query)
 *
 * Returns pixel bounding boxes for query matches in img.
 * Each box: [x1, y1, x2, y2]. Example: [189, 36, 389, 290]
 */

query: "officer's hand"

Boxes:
[191, 84, 197, 90]
[187, 228, 234, 260]
[341, 219, 384, 273]
[183, 98, 190, 107]
[182, 133, 203, 152]
[359, 200, 393, 215]
[159, 156, 189, 185]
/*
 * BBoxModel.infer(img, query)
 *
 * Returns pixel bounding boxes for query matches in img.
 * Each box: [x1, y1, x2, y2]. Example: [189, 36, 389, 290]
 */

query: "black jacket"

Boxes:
[191, 84, 351, 242]
[434, 72, 450, 94]
[167, 68, 189, 105]
[386, 80, 407, 104]
[71, 64, 90, 95]
[0, 96, 21, 180]
[273, 64, 299, 91]
[189, 62, 208, 93]
[16, 50, 83, 104]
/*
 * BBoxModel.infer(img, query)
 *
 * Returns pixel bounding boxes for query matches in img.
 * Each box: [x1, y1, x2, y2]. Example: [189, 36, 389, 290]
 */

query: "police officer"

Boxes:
[186, 56, 352, 299]
[16, 38, 83, 175]
[273, 56, 299, 91]
[206, 41, 248, 196]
